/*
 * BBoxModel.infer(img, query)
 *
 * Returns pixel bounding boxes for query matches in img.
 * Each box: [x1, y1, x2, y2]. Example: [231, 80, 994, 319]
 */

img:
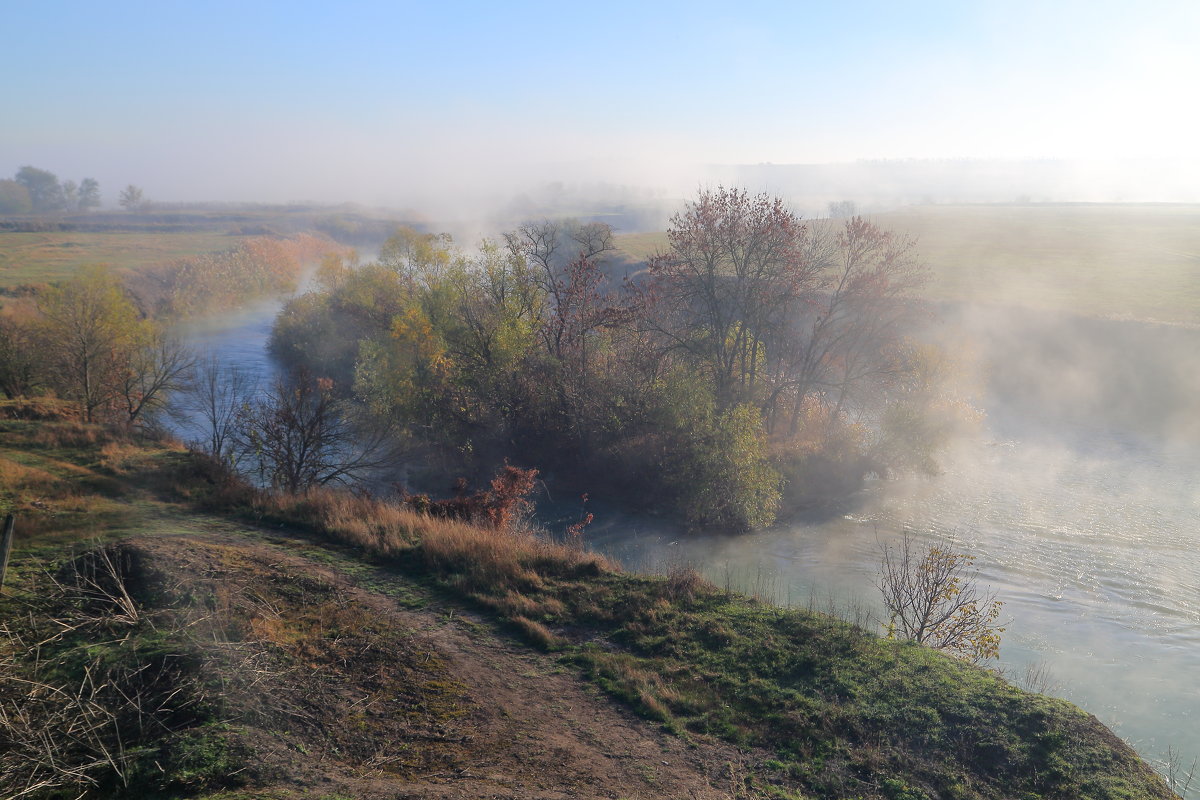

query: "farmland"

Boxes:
[617, 203, 1200, 325]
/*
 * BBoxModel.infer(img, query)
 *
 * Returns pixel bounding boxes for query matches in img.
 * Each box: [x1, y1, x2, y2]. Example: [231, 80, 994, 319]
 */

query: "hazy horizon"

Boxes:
[5, 1, 1199, 211]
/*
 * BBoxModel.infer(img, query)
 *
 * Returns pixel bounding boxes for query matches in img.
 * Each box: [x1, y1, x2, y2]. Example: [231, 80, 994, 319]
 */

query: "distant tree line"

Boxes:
[0, 165, 150, 214]
[269, 187, 975, 530]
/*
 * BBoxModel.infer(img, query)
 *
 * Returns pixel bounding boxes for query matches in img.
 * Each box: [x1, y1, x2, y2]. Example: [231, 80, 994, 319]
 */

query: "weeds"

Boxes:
[0, 545, 209, 797]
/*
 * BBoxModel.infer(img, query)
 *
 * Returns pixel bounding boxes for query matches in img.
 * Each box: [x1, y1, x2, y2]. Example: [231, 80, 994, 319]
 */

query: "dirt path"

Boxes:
[129, 524, 764, 800]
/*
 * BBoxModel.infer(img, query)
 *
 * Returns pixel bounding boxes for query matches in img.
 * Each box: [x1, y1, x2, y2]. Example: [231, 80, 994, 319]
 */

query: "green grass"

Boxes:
[615, 203, 1200, 324]
[0, 230, 251, 288]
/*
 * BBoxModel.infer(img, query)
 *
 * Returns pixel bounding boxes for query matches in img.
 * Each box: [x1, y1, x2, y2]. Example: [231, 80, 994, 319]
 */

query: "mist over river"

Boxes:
[175, 297, 1200, 777]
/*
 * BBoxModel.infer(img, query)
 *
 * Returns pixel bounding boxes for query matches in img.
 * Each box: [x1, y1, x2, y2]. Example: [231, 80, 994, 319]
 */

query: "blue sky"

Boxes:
[3, 0, 1198, 204]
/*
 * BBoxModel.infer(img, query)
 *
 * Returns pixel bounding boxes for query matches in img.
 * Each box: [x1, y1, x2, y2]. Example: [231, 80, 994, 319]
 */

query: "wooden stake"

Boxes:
[0, 514, 14, 590]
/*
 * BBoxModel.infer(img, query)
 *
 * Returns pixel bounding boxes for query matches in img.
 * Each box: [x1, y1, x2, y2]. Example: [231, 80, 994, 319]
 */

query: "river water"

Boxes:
[178, 297, 1200, 781]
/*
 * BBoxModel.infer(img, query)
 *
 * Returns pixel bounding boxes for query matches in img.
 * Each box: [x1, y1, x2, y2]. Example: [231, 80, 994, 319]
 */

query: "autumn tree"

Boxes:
[878, 532, 1004, 663]
[378, 226, 456, 283]
[265, 191, 942, 530]
[36, 266, 191, 425]
[647, 187, 825, 411]
[37, 267, 149, 422]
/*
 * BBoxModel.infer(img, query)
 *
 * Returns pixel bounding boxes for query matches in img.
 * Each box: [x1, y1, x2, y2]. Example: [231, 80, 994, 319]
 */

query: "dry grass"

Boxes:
[0, 546, 201, 797]
[250, 487, 616, 606]
[28, 421, 120, 451]
[0, 420, 148, 541]
[0, 454, 93, 534]
[254, 489, 425, 556]
[495, 590, 566, 619]
[0, 397, 78, 421]
[510, 615, 567, 651]
[0, 456, 59, 495]
[664, 564, 718, 604]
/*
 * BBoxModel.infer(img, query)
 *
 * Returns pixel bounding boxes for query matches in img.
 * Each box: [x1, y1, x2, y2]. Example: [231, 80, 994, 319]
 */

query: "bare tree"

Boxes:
[1163, 746, 1197, 799]
[184, 353, 257, 466]
[504, 218, 617, 359]
[878, 532, 1004, 663]
[116, 328, 194, 426]
[0, 316, 43, 398]
[237, 370, 395, 493]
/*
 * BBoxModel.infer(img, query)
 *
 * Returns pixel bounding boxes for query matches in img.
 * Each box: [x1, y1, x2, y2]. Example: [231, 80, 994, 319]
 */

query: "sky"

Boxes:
[3, 0, 1199, 206]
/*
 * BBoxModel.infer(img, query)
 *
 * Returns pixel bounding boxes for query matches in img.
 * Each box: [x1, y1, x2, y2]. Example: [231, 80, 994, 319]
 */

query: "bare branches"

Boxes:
[1164, 746, 1198, 799]
[183, 352, 257, 466]
[116, 327, 194, 426]
[878, 532, 1004, 663]
[237, 370, 397, 493]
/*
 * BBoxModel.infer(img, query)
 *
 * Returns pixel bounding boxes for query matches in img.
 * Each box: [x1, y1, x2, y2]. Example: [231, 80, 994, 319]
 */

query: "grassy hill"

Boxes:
[616, 204, 1200, 325]
[0, 403, 1177, 799]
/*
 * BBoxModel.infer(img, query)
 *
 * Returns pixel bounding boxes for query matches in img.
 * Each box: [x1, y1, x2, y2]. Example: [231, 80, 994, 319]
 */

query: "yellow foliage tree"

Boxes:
[879, 532, 1005, 663]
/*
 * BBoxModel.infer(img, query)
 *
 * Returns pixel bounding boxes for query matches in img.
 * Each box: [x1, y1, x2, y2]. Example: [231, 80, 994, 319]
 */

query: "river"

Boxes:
[177, 296, 1200, 782]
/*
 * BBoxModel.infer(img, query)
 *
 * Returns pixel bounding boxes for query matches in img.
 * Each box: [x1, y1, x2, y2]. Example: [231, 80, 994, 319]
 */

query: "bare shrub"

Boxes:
[1164, 746, 1198, 799]
[236, 370, 396, 493]
[1017, 661, 1061, 696]
[878, 531, 1005, 663]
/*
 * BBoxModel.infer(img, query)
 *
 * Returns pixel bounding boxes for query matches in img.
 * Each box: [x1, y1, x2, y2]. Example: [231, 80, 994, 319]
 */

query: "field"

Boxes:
[617, 204, 1200, 325]
[0, 204, 406, 293]
[0, 230, 250, 288]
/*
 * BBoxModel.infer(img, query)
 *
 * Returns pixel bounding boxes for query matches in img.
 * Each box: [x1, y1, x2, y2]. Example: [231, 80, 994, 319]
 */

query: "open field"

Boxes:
[617, 204, 1200, 325]
[0, 204, 410, 291]
[0, 230, 251, 288]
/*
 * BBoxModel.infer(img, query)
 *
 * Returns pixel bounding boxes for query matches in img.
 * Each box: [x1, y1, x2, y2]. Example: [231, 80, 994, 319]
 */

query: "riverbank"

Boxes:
[0, 409, 1179, 799]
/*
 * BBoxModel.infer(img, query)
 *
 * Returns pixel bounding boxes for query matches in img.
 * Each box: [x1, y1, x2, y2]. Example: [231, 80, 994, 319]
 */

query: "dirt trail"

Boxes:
[129, 526, 761, 800]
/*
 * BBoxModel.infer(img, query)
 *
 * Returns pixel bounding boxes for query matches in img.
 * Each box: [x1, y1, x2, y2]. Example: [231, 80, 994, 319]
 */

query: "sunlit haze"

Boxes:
[5, 0, 1199, 208]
